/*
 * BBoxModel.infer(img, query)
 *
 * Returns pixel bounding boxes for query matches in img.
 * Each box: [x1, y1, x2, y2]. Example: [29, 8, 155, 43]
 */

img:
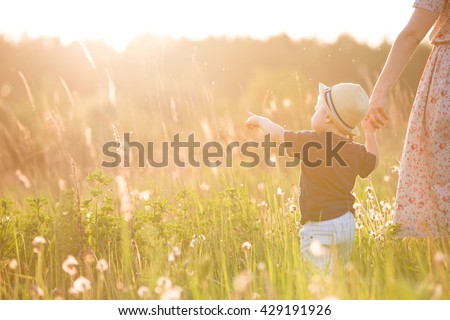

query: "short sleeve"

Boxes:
[413, 0, 446, 13]
[358, 147, 377, 179]
[284, 130, 313, 158]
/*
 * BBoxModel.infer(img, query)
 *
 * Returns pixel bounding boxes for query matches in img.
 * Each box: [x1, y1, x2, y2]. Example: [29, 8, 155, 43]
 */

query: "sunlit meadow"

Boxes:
[0, 35, 448, 300]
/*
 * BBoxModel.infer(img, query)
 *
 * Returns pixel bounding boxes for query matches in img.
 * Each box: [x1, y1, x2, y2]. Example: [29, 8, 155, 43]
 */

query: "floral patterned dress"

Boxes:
[394, 0, 450, 237]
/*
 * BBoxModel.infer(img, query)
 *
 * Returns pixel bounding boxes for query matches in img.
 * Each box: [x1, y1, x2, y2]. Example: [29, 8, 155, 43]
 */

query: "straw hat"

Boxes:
[318, 83, 369, 136]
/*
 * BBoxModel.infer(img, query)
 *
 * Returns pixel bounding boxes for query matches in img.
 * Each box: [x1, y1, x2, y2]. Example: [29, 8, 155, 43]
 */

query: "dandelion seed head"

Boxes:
[138, 190, 151, 201]
[31, 285, 44, 298]
[72, 276, 92, 293]
[160, 286, 183, 300]
[8, 259, 18, 270]
[62, 255, 78, 276]
[241, 241, 252, 253]
[256, 261, 267, 271]
[233, 270, 252, 293]
[137, 286, 150, 298]
[433, 251, 446, 264]
[96, 259, 109, 272]
[289, 204, 297, 213]
[199, 182, 210, 191]
[309, 240, 326, 257]
[32, 236, 46, 246]
[154, 276, 173, 294]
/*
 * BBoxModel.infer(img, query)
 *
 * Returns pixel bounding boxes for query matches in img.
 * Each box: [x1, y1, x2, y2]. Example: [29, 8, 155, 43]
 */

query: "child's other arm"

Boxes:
[362, 118, 379, 168]
[245, 112, 285, 143]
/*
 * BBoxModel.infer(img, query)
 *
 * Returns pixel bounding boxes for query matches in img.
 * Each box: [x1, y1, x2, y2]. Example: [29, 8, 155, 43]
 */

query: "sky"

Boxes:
[0, 0, 415, 51]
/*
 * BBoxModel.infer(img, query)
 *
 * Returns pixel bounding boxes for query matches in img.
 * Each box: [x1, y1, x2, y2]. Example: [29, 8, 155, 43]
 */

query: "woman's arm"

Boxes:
[367, 8, 439, 128]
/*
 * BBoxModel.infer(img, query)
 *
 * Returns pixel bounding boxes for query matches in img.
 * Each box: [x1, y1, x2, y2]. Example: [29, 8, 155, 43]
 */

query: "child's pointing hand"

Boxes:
[245, 112, 263, 129]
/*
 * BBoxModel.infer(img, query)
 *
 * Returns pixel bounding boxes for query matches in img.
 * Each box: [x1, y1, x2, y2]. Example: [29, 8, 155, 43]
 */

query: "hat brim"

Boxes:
[318, 83, 359, 137]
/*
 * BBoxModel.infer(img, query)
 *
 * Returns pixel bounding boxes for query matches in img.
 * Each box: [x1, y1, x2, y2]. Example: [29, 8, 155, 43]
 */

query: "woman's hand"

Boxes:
[366, 94, 389, 129]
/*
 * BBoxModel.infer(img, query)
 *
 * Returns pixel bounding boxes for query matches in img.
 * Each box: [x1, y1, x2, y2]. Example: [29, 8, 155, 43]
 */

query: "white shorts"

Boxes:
[299, 211, 355, 271]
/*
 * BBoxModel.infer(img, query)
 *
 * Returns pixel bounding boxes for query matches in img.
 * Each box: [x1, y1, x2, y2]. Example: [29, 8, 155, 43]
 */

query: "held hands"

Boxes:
[366, 94, 389, 129]
[361, 117, 376, 134]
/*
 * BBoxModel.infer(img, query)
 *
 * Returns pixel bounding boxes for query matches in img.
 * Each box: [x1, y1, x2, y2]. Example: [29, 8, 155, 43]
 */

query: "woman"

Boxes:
[367, 0, 449, 237]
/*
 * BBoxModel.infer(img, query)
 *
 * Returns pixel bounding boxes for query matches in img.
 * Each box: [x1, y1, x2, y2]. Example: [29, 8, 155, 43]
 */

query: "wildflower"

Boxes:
[32, 236, 46, 245]
[289, 204, 297, 213]
[383, 175, 390, 182]
[189, 239, 197, 248]
[62, 255, 78, 276]
[31, 285, 44, 298]
[154, 276, 173, 295]
[72, 276, 92, 293]
[9, 259, 18, 270]
[276, 187, 284, 195]
[96, 259, 109, 272]
[160, 286, 183, 300]
[256, 262, 267, 271]
[309, 240, 326, 257]
[32, 236, 46, 253]
[433, 251, 446, 264]
[168, 246, 181, 262]
[137, 286, 150, 298]
[138, 190, 151, 201]
[257, 201, 268, 209]
[233, 270, 253, 293]
[199, 182, 210, 191]
[241, 241, 252, 253]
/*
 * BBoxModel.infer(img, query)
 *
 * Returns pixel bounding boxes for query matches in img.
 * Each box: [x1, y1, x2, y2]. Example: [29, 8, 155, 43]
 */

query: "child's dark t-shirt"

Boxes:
[284, 130, 376, 224]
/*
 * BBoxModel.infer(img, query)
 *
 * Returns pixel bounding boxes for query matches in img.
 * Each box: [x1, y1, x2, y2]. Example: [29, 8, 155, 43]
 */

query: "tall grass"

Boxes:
[0, 38, 448, 300]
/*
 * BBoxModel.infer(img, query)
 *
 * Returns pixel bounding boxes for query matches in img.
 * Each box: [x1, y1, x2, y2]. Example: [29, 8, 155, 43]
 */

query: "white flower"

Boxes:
[168, 246, 181, 262]
[233, 270, 252, 293]
[241, 241, 252, 253]
[276, 187, 284, 195]
[154, 276, 172, 294]
[160, 286, 183, 300]
[96, 259, 109, 272]
[32, 236, 46, 245]
[72, 276, 92, 293]
[62, 255, 78, 276]
[8, 259, 18, 270]
[309, 240, 326, 257]
[199, 182, 210, 191]
[138, 190, 151, 201]
[137, 286, 150, 298]
[31, 285, 44, 297]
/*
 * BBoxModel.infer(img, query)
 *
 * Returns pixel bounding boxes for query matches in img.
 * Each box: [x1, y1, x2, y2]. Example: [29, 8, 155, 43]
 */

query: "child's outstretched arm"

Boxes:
[362, 118, 379, 168]
[245, 112, 285, 143]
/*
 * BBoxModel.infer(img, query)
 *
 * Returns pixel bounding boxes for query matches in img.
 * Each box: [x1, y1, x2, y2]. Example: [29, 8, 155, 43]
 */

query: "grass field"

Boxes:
[0, 37, 448, 300]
